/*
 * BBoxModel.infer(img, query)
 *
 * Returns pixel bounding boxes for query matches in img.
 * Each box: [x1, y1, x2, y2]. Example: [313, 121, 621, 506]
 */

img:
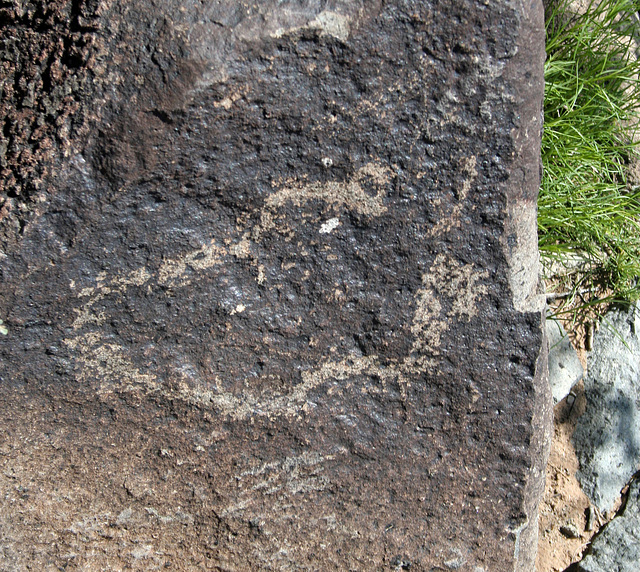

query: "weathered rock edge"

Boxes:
[0, 0, 550, 569]
[503, 1, 552, 567]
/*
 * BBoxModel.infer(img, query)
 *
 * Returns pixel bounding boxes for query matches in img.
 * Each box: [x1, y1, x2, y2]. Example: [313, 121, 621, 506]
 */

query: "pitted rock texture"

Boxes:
[0, 0, 550, 570]
[0, 0, 106, 236]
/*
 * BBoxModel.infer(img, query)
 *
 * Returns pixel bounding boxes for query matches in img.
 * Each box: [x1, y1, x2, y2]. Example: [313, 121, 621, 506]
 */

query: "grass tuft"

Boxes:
[540, 0, 640, 319]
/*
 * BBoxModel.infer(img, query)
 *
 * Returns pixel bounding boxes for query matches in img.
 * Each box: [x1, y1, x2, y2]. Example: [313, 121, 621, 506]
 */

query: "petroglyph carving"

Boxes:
[65, 242, 490, 420]
[221, 451, 333, 520]
[256, 162, 392, 238]
[411, 254, 489, 354]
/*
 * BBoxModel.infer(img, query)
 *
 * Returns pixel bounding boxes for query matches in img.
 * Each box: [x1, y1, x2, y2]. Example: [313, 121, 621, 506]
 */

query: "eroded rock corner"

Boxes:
[0, 0, 550, 569]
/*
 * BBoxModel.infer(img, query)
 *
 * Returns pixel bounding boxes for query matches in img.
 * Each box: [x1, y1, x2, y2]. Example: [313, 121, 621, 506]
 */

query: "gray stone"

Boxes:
[574, 304, 640, 513]
[0, 0, 550, 570]
[578, 478, 640, 572]
[547, 318, 584, 404]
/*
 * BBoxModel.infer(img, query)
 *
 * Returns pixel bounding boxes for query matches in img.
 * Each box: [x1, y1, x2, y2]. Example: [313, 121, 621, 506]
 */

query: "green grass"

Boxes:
[540, 0, 640, 317]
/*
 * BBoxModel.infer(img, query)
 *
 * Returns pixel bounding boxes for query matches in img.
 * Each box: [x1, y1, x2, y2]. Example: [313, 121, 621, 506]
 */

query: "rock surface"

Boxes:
[547, 318, 584, 404]
[0, 0, 550, 569]
[578, 477, 640, 572]
[574, 303, 640, 514]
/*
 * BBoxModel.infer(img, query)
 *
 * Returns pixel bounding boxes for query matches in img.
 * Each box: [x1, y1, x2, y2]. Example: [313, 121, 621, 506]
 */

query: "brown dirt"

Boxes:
[536, 301, 591, 572]
[536, 370, 623, 571]
[536, 273, 626, 571]
[537, 383, 592, 572]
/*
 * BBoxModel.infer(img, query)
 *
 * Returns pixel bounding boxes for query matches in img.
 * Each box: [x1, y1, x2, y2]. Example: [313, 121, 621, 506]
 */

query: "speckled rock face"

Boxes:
[0, 0, 550, 569]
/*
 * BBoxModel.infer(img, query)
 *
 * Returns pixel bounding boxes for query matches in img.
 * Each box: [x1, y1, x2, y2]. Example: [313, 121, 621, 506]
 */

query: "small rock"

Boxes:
[578, 478, 640, 572]
[560, 523, 580, 539]
[546, 318, 584, 404]
[116, 507, 134, 527]
[585, 505, 596, 532]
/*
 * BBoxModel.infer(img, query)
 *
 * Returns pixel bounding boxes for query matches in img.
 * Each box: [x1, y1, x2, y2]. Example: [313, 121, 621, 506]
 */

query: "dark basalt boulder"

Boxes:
[0, 0, 550, 569]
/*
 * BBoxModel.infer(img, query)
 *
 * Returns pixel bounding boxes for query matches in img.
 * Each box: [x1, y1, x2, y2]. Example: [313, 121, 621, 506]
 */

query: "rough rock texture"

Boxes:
[0, 0, 550, 570]
[547, 318, 583, 404]
[0, 0, 105, 238]
[574, 304, 640, 514]
[578, 478, 640, 572]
